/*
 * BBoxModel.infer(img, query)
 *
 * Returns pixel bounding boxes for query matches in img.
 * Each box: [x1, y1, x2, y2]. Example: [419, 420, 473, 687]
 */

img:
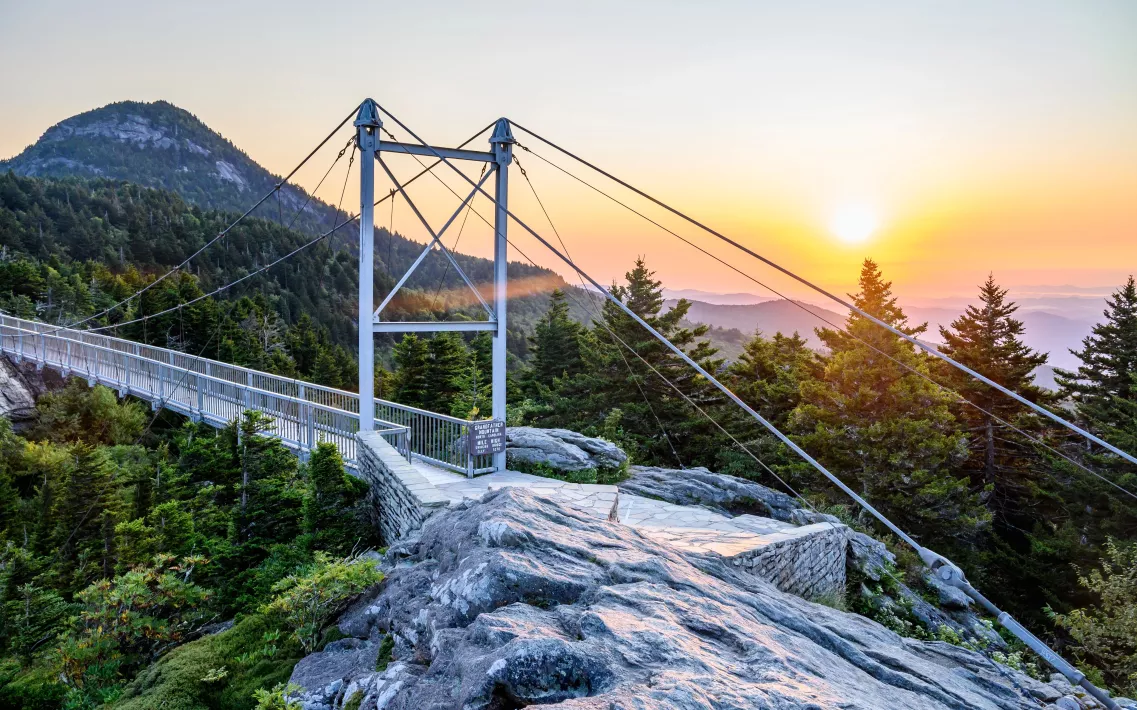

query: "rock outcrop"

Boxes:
[505, 427, 627, 473]
[0, 354, 60, 426]
[618, 464, 799, 521]
[290, 487, 1062, 709]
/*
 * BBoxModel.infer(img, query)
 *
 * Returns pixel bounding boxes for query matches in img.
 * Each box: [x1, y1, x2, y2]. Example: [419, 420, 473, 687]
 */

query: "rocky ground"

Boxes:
[287, 486, 1105, 710]
[0, 354, 62, 427]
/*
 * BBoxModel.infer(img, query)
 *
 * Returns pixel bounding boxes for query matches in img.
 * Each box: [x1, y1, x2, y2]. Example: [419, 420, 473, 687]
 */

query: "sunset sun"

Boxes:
[828, 204, 880, 244]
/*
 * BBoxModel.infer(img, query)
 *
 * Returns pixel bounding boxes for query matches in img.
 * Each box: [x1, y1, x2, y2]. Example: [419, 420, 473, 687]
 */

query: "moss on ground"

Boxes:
[109, 615, 303, 710]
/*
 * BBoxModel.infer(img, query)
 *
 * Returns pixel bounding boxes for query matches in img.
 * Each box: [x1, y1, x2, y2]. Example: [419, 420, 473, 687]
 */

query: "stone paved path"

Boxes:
[410, 461, 809, 558]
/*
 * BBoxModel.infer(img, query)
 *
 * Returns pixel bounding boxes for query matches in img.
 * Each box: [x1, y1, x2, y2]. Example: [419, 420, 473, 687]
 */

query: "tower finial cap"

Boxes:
[354, 99, 381, 128]
[490, 118, 515, 144]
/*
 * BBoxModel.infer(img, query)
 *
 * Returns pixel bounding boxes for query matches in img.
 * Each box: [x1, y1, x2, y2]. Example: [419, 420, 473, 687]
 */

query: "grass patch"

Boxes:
[375, 634, 395, 672]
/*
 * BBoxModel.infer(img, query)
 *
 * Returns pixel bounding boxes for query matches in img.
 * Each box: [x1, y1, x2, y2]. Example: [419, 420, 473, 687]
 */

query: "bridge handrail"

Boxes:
[1, 315, 478, 425]
[0, 314, 491, 475]
[1, 320, 402, 423]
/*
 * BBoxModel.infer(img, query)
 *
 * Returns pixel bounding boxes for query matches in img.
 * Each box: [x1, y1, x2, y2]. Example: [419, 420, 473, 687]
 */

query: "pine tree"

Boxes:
[524, 289, 584, 394]
[1056, 276, 1137, 436]
[49, 445, 118, 593]
[392, 334, 431, 408]
[937, 274, 1049, 489]
[424, 332, 468, 413]
[791, 258, 986, 544]
[302, 442, 366, 553]
[541, 258, 723, 465]
[717, 331, 820, 481]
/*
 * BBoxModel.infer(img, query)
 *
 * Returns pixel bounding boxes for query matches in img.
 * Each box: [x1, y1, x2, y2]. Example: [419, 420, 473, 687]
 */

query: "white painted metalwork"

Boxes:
[363, 101, 512, 472]
[0, 314, 495, 475]
[355, 101, 381, 432]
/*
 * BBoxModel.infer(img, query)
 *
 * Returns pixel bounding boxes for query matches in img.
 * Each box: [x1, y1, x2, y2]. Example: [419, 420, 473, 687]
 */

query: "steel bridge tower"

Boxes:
[355, 99, 512, 472]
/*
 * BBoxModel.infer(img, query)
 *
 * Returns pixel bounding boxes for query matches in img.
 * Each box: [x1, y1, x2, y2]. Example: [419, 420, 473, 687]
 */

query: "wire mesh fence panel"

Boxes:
[0, 315, 484, 473]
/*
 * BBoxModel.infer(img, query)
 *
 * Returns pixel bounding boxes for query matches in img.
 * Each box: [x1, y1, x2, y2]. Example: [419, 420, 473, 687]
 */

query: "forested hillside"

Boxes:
[0, 173, 580, 382]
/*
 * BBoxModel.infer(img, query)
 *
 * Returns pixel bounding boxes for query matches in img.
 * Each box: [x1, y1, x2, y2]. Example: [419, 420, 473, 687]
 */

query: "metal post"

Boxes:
[490, 119, 513, 472]
[356, 99, 381, 433]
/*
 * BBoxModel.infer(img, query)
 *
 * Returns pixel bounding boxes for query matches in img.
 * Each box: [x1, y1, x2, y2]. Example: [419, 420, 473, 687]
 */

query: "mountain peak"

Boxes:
[0, 100, 334, 234]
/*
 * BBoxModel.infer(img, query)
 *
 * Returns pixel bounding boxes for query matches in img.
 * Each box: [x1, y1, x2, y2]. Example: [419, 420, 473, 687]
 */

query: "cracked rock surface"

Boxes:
[618, 465, 799, 521]
[289, 487, 1056, 709]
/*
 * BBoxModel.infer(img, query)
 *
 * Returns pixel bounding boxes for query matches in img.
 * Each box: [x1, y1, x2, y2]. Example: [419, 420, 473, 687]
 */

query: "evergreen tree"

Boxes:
[1056, 276, 1137, 438]
[937, 274, 1049, 489]
[717, 331, 820, 481]
[726, 331, 819, 428]
[424, 332, 468, 413]
[302, 442, 367, 554]
[538, 258, 723, 465]
[48, 445, 118, 593]
[791, 258, 986, 544]
[391, 334, 430, 408]
[524, 289, 583, 394]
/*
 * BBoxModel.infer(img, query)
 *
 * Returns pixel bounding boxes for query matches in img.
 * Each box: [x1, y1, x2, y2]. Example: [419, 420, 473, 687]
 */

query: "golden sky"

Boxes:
[2, 0, 1135, 299]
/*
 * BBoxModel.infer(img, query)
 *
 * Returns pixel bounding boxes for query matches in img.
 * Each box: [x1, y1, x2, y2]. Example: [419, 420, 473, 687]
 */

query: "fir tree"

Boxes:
[525, 289, 583, 394]
[424, 332, 468, 413]
[392, 334, 431, 408]
[539, 258, 722, 465]
[792, 258, 986, 544]
[937, 274, 1049, 489]
[717, 331, 820, 482]
[1056, 276, 1137, 436]
[302, 442, 367, 554]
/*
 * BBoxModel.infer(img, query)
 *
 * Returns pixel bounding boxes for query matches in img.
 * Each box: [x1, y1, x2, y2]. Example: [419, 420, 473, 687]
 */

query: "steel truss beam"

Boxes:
[375, 155, 495, 320]
[373, 166, 495, 318]
[372, 320, 496, 333]
[378, 140, 494, 163]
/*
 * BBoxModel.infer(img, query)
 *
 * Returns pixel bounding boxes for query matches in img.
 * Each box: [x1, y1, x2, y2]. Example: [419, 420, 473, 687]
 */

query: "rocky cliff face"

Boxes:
[0, 354, 60, 426]
[289, 487, 1062, 710]
[0, 100, 338, 238]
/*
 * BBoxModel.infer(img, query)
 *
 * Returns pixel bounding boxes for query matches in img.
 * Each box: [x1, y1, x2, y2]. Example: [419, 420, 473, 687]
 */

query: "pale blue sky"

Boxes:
[2, 1, 1135, 296]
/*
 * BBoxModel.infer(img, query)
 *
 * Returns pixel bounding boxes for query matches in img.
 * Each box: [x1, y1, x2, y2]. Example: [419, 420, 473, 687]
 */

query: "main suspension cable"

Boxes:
[511, 143, 1137, 503]
[508, 122, 1137, 469]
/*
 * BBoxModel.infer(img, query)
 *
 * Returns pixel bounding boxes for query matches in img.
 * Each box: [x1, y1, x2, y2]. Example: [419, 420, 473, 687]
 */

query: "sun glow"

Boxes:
[828, 204, 880, 244]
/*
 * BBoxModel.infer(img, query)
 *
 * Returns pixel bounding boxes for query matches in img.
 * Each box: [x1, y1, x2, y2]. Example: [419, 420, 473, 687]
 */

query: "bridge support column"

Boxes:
[356, 100, 382, 433]
[490, 119, 514, 473]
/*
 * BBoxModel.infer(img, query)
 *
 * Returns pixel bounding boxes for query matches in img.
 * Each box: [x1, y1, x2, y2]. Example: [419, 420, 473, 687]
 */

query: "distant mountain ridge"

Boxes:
[0, 100, 580, 311]
[0, 100, 345, 238]
[669, 297, 1094, 386]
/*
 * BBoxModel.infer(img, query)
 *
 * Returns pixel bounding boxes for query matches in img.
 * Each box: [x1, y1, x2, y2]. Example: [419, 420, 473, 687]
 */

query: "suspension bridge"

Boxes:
[2, 98, 1134, 709]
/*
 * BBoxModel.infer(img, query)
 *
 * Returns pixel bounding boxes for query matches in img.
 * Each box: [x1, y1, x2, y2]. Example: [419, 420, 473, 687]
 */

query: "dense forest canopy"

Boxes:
[0, 165, 1135, 705]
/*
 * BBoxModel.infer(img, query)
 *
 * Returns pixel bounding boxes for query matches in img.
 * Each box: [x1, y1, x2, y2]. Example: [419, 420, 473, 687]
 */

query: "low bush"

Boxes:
[110, 615, 302, 710]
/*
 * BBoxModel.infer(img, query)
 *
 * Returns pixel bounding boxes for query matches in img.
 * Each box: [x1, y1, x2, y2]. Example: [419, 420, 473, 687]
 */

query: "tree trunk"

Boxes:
[985, 417, 996, 485]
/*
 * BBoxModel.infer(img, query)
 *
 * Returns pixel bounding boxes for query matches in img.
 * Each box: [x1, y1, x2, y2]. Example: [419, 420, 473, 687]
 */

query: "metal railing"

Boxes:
[0, 314, 494, 476]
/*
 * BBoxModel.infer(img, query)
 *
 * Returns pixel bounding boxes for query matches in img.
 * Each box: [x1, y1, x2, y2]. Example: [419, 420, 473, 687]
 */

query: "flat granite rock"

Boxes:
[293, 487, 1053, 710]
[619, 465, 799, 521]
[505, 426, 627, 472]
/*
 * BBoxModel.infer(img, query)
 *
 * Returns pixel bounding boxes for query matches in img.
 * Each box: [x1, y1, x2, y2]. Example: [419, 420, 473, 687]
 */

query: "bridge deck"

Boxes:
[0, 314, 493, 475]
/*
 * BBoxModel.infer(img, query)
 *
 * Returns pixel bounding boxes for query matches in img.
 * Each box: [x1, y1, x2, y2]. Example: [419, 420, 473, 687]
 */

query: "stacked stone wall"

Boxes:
[728, 522, 850, 601]
[356, 431, 450, 544]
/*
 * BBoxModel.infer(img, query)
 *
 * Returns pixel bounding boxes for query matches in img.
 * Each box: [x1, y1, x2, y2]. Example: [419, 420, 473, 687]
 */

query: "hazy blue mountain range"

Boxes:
[667, 297, 1097, 387]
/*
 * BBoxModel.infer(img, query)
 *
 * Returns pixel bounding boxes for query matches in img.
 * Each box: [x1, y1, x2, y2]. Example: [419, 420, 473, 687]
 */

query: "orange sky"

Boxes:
[2, 1, 1135, 300]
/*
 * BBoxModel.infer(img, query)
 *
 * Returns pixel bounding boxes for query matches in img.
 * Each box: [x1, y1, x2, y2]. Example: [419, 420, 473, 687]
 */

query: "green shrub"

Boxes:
[506, 458, 628, 486]
[110, 615, 302, 710]
[1051, 538, 1137, 696]
[261, 552, 383, 653]
[0, 659, 66, 710]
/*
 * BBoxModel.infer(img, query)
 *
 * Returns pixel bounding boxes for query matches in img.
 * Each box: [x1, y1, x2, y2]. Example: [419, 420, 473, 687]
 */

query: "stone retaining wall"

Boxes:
[356, 431, 450, 544]
[728, 522, 850, 601]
